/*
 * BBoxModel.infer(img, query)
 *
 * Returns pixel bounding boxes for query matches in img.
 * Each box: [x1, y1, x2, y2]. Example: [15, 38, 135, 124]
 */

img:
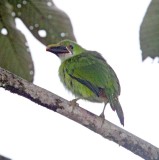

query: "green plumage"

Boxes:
[46, 40, 124, 125]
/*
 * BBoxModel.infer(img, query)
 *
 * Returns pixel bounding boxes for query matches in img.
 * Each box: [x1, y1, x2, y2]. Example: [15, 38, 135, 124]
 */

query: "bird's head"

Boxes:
[46, 39, 85, 61]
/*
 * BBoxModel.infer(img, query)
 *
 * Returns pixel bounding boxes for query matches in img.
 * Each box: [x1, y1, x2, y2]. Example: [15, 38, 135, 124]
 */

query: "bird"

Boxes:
[46, 39, 124, 125]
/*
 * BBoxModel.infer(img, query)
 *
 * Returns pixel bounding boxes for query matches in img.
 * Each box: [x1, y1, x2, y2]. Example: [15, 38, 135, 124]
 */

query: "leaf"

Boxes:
[0, 1, 34, 82]
[8, 0, 76, 45]
[140, 0, 159, 60]
[0, 0, 76, 82]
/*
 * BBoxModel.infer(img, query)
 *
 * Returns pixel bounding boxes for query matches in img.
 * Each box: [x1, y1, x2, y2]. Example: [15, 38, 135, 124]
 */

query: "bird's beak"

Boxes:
[46, 45, 69, 55]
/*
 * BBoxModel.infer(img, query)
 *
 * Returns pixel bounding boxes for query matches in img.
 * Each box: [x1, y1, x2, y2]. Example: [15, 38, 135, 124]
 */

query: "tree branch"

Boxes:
[0, 67, 159, 160]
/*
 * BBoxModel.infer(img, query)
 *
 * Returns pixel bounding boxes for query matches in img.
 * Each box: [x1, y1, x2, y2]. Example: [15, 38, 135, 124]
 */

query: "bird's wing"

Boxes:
[64, 51, 120, 97]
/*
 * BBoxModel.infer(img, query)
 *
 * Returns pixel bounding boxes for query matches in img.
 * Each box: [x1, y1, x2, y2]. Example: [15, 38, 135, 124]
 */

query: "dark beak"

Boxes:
[46, 45, 69, 55]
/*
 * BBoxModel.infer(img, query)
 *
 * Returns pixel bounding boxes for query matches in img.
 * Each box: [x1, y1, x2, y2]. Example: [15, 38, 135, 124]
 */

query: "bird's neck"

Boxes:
[59, 53, 72, 62]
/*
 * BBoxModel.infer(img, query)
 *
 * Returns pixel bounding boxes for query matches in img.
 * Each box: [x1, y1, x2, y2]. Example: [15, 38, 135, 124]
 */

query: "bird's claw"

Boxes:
[99, 112, 106, 127]
[69, 98, 79, 107]
[99, 112, 105, 119]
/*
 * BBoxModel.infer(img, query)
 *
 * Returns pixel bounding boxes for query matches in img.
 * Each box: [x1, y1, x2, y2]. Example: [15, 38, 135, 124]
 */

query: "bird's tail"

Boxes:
[109, 96, 124, 126]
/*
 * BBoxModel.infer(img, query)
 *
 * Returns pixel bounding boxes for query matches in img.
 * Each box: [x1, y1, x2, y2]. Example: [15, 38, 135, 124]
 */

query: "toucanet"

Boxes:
[46, 40, 124, 125]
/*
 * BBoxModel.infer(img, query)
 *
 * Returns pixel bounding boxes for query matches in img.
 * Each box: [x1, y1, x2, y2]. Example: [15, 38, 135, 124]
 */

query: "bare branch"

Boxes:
[0, 67, 159, 160]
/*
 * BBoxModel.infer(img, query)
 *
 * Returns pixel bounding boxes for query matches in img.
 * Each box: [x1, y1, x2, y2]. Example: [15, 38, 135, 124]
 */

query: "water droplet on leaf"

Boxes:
[29, 70, 34, 75]
[47, 2, 52, 6]
[29, 26, 34, 30]
[61, 32, 66, 37]
[38, 30, 47, 37]
[22, 0, 27, 5]
[11, 12, 16, 17]
[1, 28, 8, 35]
[35, 24, 39, 28]
[17, 4, 22, 8]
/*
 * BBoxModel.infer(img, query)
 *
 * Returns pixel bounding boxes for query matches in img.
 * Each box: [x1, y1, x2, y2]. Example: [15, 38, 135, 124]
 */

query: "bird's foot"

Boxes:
[69, 98, 79, 113]
[99, 112, 105, 119]
[69, 98, 79, 107]
[99, 104, 106, 120]
[99, 112, 106, 126]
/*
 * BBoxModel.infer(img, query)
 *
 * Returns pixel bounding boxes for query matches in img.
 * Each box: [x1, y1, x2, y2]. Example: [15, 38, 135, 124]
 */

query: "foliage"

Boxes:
[140, 0, 159, 60]
[0, 0, 76, 82]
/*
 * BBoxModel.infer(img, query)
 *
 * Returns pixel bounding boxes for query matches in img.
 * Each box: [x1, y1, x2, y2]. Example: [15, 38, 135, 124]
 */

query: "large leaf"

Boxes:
[0, 0, 76, 82]
[140, 0, 159, 60]
[0, 1, 34, 82]
[8, 0, 76, 45]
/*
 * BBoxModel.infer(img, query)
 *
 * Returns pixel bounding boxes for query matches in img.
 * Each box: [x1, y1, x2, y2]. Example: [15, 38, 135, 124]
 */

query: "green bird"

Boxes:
[46, 40, 124, 125]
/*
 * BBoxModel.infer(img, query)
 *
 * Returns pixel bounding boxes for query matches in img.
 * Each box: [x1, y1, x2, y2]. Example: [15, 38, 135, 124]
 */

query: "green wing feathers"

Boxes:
[59, 50, 124, 125]
[59, 51, 120, 99]
[63, 52, 117, 84]
[59, 51, 110, 99]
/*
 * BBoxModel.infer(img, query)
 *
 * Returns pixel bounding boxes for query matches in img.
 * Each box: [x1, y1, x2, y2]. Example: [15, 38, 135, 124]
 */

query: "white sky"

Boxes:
[1, 0, 159, 160]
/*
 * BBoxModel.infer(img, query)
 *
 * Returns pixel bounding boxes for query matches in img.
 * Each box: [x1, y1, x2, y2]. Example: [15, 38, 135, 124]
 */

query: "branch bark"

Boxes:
[0, 67, 159, 160]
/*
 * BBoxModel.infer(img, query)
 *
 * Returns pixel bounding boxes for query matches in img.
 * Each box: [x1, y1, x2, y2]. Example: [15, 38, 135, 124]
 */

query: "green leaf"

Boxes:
[0, 0, 76, 82]
[140, 0, 159, 60]
[0, 1, 34, 82]
[8, 0, 76, 45]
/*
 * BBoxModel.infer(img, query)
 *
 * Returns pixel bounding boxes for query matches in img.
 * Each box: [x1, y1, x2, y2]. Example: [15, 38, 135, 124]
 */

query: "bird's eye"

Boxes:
[69, 45, 73, 50]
